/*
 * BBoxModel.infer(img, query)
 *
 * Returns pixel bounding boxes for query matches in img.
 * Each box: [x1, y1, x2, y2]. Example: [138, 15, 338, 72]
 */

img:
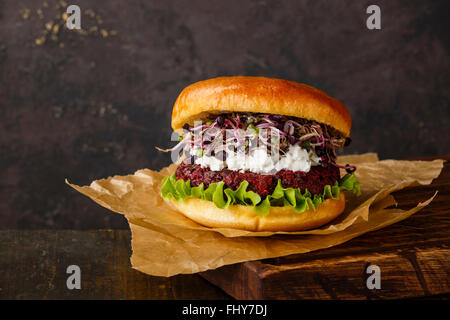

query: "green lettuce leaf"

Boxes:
[161, 172, 361, 215]
[339, 172, 362, 196]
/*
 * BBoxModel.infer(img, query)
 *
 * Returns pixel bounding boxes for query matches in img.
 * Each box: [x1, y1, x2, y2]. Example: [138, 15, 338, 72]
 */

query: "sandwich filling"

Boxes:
[159, 112, 360, 215]
[175, 162, 340, 198]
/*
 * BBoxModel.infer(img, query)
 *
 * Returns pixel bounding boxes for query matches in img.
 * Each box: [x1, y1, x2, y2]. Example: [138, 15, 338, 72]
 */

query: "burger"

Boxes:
[158, 76, 360, 231]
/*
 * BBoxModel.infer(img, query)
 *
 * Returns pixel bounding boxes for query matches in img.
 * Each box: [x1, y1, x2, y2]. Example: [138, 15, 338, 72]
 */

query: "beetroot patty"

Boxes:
[175, 163, 340, 197]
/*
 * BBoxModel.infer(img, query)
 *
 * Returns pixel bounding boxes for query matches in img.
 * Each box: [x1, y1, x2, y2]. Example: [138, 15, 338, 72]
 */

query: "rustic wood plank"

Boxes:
[200, 156, 450, 299]
[0, 230, 231, 299]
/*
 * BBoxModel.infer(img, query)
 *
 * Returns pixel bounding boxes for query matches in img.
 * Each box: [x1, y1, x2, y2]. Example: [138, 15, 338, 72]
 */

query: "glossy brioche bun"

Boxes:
[168, 193, 345, 232]
[172, 76, 351, 137]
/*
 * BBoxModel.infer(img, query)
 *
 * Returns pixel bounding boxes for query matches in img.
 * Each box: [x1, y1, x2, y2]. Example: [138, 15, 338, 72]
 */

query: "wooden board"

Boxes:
[200, 155, 450, 299]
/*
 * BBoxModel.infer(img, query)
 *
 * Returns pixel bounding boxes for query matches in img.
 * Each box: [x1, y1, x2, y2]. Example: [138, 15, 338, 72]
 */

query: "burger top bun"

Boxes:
[171, 76, 352, 137]
[168, 192, 346, 232]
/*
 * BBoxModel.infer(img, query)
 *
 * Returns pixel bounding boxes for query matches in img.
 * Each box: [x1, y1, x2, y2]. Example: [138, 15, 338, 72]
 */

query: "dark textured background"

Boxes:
[0, 0, 448, 229]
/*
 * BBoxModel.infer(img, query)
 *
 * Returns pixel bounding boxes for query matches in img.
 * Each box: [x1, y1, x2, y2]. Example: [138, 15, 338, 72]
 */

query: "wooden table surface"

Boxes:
[0, 229, 231, 299]
[0, 155, 448, 300]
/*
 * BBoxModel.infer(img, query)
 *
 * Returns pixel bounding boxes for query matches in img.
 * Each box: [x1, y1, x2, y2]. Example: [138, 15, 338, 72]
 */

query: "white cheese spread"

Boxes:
[193, 145, 321, 173]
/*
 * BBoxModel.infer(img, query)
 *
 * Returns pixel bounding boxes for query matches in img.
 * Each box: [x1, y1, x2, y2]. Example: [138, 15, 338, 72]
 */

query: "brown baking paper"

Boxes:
[66, 153, 444, 276]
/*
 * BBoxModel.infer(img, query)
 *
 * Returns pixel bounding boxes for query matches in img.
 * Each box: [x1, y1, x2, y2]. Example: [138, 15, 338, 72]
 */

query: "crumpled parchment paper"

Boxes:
[67, 153, 444, 276]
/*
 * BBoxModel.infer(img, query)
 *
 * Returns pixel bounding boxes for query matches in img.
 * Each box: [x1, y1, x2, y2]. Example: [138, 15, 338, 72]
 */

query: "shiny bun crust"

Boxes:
[168, 193, 346, 232]
[172, 76, 351, 137]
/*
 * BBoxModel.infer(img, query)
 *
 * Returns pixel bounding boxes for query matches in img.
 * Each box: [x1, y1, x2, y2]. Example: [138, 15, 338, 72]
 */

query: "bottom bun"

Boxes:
[168, 193, 346, 232]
